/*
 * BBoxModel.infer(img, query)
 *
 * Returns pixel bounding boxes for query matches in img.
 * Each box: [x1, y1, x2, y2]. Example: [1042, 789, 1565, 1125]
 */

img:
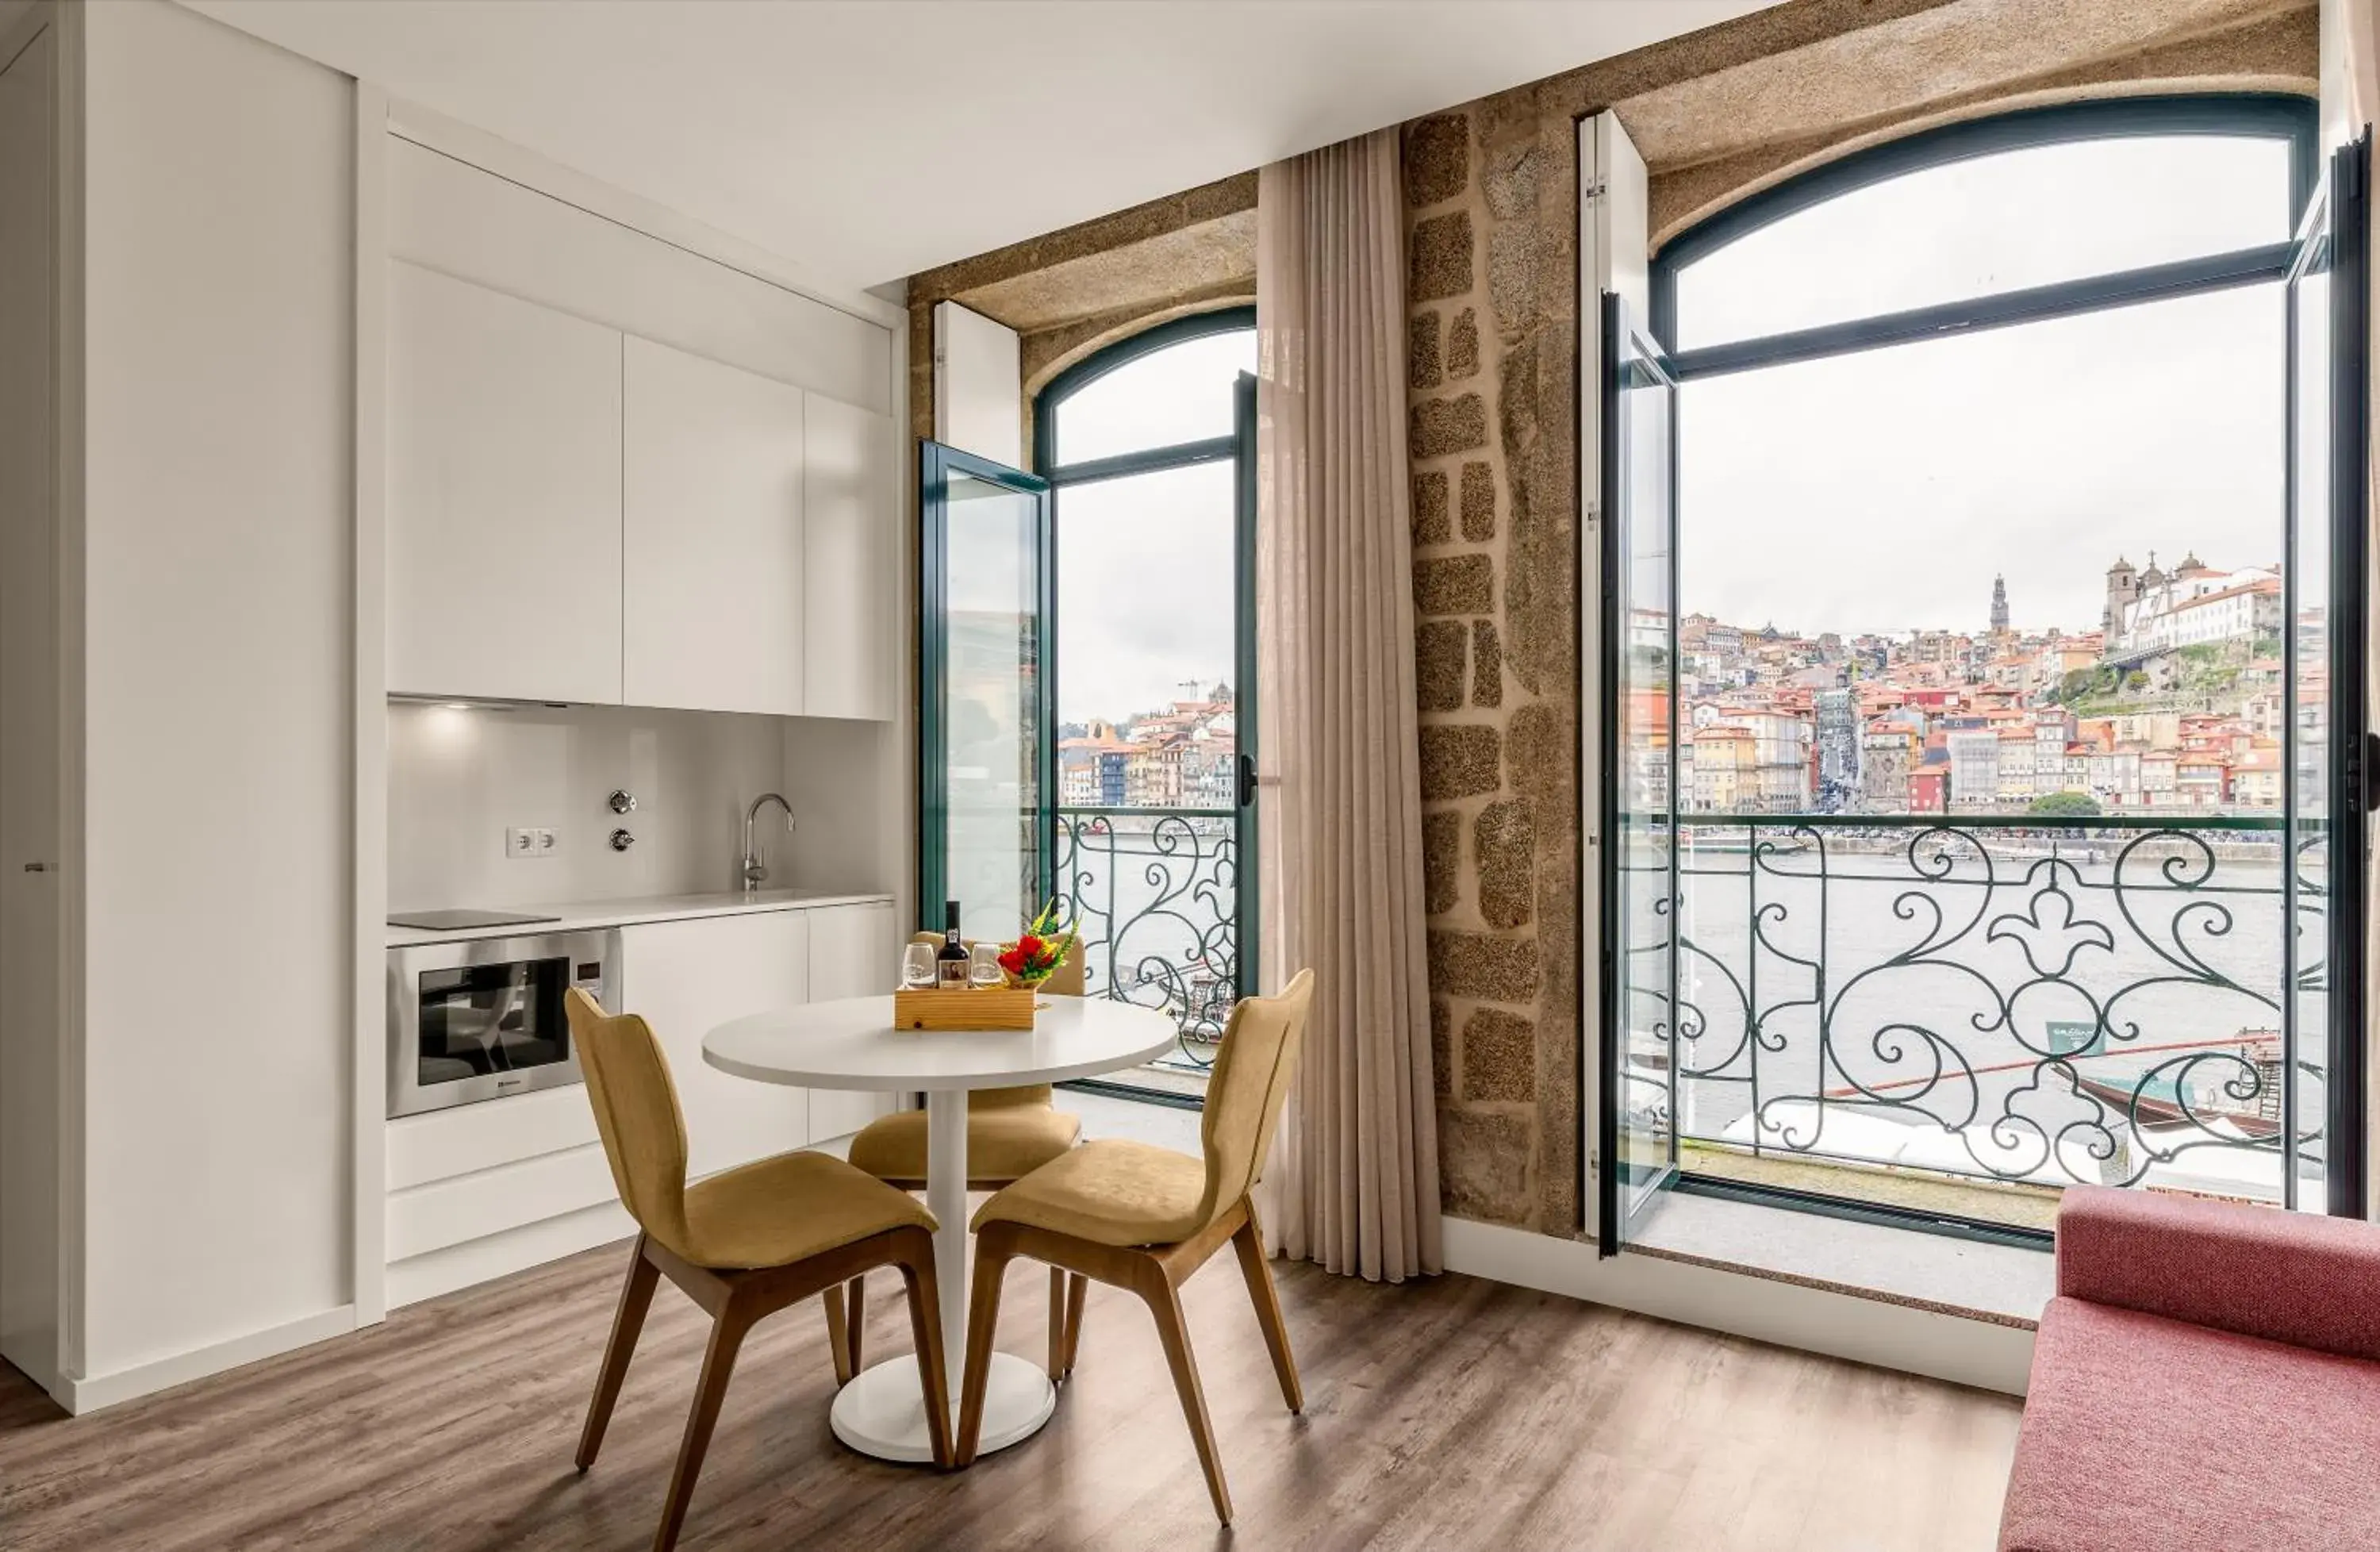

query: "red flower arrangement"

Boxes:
[996, 901, 1079, 989]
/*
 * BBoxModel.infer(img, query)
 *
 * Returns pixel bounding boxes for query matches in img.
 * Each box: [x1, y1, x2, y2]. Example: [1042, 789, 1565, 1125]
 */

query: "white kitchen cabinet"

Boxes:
[622, 338, 808, 715]
[801, 394, 898, 720]
[805, 901, 900, 1139]
[387, 262, 624, 704]
[619, 911, 812, 1174]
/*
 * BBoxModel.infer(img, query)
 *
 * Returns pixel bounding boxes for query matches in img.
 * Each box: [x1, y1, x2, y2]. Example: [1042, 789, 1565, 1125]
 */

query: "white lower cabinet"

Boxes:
[385, 901, 896, 1308]
[619, 910, 812, 1176]
[804, 901, 900, 1140]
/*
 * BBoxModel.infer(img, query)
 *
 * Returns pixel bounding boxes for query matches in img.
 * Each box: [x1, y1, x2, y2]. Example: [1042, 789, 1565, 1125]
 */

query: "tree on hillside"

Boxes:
[2029, 790, 2102, 819]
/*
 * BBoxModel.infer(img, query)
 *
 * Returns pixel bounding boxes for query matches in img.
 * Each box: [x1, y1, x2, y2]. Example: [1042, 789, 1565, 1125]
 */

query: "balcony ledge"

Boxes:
[1627, 1189, 2055, 1329]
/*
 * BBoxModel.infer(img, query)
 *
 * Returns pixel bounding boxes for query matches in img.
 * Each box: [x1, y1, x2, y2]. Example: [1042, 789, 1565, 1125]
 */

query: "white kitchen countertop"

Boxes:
[385, 888, 895, 947]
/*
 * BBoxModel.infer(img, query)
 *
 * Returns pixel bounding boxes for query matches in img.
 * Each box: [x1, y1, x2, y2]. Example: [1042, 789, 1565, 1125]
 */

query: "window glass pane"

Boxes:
[1673, 134, 2293, 349]
[2287, 232, 2332, 1200]
[1053, 328, 1256, 465]
[1054, 461, 1235, 749]
[940, 470, 1042, 934]
[1672, 283, 2295, 1214]
[1677, 282, 2284, 819]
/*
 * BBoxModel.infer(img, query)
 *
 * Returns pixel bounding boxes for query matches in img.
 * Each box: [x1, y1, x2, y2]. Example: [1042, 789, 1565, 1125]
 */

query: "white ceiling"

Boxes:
[184, 0, 1767, 291]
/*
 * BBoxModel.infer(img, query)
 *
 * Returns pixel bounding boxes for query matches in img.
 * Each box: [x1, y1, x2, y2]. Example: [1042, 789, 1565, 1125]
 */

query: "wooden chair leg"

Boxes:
[954, 1230, 1015, 1466]
[1058, 1272, 1088, 1381]
[1231, 1209, 1303, 1413]
[1046, 1266, 1066, 1381]
[1138, 1267, 1232, 1525]
[823, 1281, 854, 1387]
[578, 1238, 660, 1471]
[846, 1275, 867, 1375]
[652, 1294, 756, 1552]
[892, 1227, 954, 1469]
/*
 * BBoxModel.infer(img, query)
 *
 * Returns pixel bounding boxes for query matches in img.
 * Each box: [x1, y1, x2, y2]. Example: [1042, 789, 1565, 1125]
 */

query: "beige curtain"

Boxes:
[1252, 129, 1442, 1282]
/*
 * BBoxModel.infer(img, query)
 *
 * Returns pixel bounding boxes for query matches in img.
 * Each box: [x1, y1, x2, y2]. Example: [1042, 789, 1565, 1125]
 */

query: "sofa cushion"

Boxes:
[2000, 1296, 2380, 1552]
[2056, 1184, 2380, 1360]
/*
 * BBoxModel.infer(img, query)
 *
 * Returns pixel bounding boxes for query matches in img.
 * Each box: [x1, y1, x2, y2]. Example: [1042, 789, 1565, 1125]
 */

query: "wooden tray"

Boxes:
[893, 985, 1037, 1031]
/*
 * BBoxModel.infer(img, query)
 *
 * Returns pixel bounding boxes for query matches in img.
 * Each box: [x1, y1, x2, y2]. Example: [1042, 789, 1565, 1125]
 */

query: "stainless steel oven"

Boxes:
[387, 930, 616, 1118]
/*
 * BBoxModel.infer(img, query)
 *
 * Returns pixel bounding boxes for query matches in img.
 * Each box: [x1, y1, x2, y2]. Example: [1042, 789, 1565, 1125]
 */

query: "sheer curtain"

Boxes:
[1253, 129, 1442, 1282]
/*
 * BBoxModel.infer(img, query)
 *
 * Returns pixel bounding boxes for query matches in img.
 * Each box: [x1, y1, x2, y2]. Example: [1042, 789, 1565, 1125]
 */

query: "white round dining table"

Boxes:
[702, 993, 1178, 1463]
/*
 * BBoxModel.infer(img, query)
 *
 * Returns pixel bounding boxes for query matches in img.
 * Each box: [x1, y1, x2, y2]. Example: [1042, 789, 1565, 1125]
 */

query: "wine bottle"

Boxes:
[936, 901, 969, 989]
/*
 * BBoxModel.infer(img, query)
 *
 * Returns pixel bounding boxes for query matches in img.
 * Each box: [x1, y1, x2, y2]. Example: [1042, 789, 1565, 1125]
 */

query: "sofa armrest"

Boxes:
[2056, 1184, 2380, 1361]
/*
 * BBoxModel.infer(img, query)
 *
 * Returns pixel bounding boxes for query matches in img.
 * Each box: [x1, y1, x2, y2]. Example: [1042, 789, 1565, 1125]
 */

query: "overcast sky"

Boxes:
[1053, 332, 1251, 722]
[1672, 132, 2297, 640]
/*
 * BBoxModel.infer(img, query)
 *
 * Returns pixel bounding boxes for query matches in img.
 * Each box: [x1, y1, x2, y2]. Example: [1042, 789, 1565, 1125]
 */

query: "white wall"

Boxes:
[77, 0, 353, 1382]
[387, 701, 791, 908]
[780, 716, 905, 901]
[0, 8, 60, 1389]
[933, 299, 1022, 467]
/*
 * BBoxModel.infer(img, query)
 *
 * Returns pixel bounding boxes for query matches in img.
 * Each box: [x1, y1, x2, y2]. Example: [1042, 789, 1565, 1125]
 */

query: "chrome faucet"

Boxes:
[741, 793, 795, 891]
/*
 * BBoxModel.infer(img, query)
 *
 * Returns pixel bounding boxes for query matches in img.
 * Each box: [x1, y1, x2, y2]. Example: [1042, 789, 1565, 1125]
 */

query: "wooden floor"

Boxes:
[0, 1242, 2022, 1550]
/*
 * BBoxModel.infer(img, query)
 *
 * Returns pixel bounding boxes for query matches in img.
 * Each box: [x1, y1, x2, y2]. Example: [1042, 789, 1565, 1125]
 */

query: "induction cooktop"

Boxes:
[387, 909, 564, 932]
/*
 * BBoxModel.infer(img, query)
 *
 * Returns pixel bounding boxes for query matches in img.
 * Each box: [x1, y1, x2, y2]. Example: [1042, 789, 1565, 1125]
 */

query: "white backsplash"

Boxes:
[388, 701, 797, 911]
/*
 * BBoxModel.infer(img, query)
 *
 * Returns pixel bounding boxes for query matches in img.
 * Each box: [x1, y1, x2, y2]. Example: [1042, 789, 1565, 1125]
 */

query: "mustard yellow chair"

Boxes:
[955, 969, 1316, 1526]
[564, 989, 953, 1552]
[839, 932, 1087, 1377]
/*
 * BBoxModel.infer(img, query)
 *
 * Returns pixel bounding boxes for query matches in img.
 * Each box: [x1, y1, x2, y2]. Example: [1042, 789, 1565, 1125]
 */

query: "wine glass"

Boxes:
[969, 943, 1006, 989]
[900, 942, 937, 990]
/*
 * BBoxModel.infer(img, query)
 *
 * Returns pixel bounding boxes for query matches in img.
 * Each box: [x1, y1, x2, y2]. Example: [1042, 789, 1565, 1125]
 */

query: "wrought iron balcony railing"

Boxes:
[1055, 806, 1238, 1075]
[1631, 814, 2325, 1202]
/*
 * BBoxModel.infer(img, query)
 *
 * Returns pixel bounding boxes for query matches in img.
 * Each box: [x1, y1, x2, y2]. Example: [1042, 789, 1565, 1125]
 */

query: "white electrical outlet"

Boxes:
[534, 828, 557, 853]
[505, 826, 536, 858]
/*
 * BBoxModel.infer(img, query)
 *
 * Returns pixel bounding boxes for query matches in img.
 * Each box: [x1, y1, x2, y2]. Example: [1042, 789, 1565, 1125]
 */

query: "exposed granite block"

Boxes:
[1461, 1008, 1537, 1103]
[1412, 469, 1451, 546]
[1488, 221, 1540, 338]
[1483, 142, 1542, 221]
[1416, 620, 1468, 713]
[1414, 554, 1493, 617]
[1423, 809, 1462, 915]
[1409, 309, 1443, 391]
[1498, 331, 1541, 464]
[1411, 393, 1488, 459]
[1405, 113, 1471, 207]
[1439, 1105, 1534, 1225]
[1474, 799, 1535, 930]
[1447, 307, 1481, 380]
[1419, 726, 1502, 801]
[1472, 620, 1503, 708]
[1460, 462, 1496, 542]
[1409, 211, 1475, 305]
[1431, 998, 1453, 1100]
[1428, 928, 1541, 1002]
[1506, 701, 1570, 821]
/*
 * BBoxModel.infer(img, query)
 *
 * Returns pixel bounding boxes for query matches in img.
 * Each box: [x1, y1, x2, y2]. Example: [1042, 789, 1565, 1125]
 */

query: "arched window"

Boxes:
[1031, 308, 1257, 1089]
[1606, 94, 2370, 1231]
[1656, 96, 2313, 356]
[1033, 308, 1254, 759]
[1643, 97, 2317, 808]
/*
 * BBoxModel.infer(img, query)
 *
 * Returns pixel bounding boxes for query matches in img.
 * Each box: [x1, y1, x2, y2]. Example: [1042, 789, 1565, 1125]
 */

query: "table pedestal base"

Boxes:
[828, 1352, 1054, 1464]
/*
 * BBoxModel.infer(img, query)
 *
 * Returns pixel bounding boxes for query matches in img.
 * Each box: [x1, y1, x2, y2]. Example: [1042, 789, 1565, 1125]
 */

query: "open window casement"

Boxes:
[1576, 110, 1676, 1251]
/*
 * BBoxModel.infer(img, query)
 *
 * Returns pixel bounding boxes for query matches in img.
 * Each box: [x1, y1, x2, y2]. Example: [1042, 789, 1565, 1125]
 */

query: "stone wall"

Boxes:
[1403, 98, 1580, 1231]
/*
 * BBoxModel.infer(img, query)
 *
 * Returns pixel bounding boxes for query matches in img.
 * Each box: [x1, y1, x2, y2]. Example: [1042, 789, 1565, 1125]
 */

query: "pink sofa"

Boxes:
[1998, 1185, 2380, 1552]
